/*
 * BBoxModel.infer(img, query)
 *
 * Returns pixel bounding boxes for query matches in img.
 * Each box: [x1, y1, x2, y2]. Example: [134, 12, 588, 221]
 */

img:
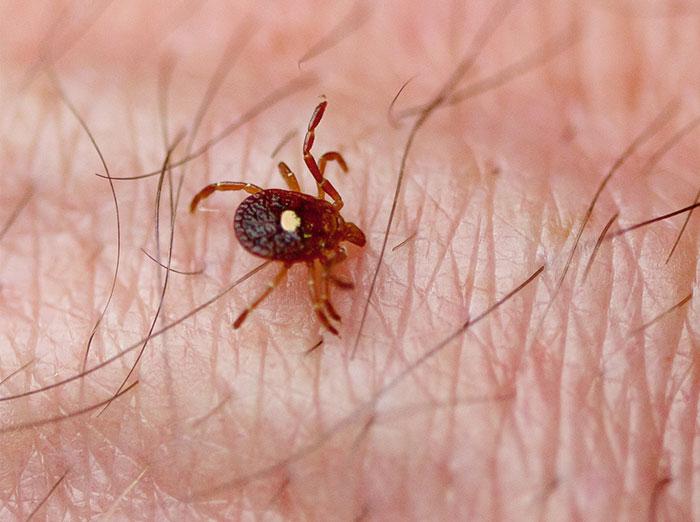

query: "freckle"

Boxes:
[561, 124, 576, 142]
[484, 159, 500, 176]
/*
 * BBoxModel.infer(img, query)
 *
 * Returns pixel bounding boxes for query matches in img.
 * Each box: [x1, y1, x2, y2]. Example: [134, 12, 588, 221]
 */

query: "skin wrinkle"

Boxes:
[121, 23, 253, 418]
[666, 187, 700, 264]
[583, 211, 619, 280]
[0, 190, 33, 244]
[376, 163, 475, 386]
[53, 78, 124, 376]
[0, 360, 34, 388]
[101, 76, 317, 181]
[480, 161, 500, 362]
[615, 259, 647, 516]
[638, 116, 700, 179]
[1, 0, 700, 519]
[555, 190, 624, 502]
[352, 0, 520, 358]
[20, 0, 115, 91]
[419, 160, 475, 321]
[644, 302, 692, 424]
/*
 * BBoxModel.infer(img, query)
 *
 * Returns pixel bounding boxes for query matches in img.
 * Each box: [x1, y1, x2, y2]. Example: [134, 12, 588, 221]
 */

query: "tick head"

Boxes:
[343, 221, 366, 247]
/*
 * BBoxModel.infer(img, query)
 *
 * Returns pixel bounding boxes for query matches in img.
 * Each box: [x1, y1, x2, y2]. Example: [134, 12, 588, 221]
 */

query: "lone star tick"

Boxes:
[189, 100, 366, 335]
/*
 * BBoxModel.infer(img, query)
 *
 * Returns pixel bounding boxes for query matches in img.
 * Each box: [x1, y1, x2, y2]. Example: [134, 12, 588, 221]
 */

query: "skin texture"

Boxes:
[1, 0, 699, 520]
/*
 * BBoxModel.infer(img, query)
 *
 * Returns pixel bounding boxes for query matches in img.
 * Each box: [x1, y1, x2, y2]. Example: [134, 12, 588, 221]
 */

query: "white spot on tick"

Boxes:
[281, 210, 301, 232]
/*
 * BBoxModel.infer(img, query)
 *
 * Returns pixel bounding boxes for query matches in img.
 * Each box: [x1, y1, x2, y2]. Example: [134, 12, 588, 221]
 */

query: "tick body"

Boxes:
[190, 100, 366, 335]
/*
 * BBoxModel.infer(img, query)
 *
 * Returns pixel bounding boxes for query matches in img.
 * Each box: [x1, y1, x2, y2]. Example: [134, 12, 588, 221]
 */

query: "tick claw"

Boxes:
[331, 276, 354, 289]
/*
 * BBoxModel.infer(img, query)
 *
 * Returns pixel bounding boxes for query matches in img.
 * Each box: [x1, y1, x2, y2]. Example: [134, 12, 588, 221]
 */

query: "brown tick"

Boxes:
[189, 100, 366, 335]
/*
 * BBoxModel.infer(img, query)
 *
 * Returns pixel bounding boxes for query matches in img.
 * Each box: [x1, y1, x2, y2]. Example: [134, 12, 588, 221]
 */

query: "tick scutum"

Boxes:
[234, 188, 342, 262]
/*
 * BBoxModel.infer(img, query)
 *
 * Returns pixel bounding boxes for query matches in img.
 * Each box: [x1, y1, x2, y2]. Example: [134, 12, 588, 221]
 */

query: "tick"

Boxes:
[189, 100, 366, 335]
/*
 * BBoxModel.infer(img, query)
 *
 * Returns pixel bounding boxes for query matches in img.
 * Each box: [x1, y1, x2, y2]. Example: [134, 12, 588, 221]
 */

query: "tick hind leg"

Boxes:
[324, 247, 354, 290]
[190, 181, 263, 213]
[320, 264, 342, 321]
[233, 263, 290, 329]
[307, 261, 339, 335]
[303, 101, 344, 210]
[277, 162, 300, 192]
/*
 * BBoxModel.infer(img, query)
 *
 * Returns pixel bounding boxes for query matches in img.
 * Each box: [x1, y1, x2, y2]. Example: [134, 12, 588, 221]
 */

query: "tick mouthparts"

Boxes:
[345, 222, 366, 247]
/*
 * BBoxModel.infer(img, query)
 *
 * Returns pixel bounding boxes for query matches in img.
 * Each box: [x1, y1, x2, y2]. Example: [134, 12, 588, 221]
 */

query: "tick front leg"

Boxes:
[189, 181, 263, 213]
[316, 151, 348, 199]
[304, 153, 344, 210]
[303, 101, 344, 210]
[319, 151, 348, 176]
[277, 162, 300, 192]
[233, 263, 289, 329]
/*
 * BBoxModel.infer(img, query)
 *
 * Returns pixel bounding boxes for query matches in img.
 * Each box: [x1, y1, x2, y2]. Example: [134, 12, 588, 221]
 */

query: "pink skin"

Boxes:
[1, 0, 699, 519]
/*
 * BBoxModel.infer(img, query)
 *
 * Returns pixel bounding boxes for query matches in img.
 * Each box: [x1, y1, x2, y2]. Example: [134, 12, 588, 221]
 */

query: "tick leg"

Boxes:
[319, 152, 348, 175]
[325, 246, 348, 265]
[307, 261, 339, 335]
[277, 162, 300, 192]
[316, 151, 348, 199]
[330, 275, 354, 289]
[189, 181, 263, 213]
[320, 263, 341, 321]
[323, 247, 354, 290]
[303, 101, 344, 210]
[233, 264, 289, 329]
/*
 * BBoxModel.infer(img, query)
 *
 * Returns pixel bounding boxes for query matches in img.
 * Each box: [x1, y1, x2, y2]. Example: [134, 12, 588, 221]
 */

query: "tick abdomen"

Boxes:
[234, 188, 342, 262]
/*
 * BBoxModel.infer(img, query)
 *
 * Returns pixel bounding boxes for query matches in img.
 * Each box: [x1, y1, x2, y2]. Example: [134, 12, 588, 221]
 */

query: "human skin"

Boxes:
[1, 0, 699, 520]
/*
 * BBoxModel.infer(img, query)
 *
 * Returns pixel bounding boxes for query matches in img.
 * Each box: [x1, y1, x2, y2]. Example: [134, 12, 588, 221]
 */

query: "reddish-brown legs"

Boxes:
[307, 260, 339, 335]
[330, 275, 354, 289]
[316, 151, 348, 199]
[233, 263, 290, 329]
[303, 101, 344, 210]
[320, 263, 341, 321]
[281, 151, 346, 199]
[312, 249, 356, 334]
[189, 181, 263, 212]
[318, 151, 348, 175]
[324, 247, 354, 290]
[277, 161, 300, 192]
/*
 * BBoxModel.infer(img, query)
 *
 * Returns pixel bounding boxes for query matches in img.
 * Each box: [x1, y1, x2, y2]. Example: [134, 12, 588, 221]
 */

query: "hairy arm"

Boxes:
[1, 0, 698, 519]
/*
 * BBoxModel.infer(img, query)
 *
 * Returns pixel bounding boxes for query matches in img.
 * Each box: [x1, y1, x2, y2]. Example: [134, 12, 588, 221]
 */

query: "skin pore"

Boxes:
[1, 0, 699, 519]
